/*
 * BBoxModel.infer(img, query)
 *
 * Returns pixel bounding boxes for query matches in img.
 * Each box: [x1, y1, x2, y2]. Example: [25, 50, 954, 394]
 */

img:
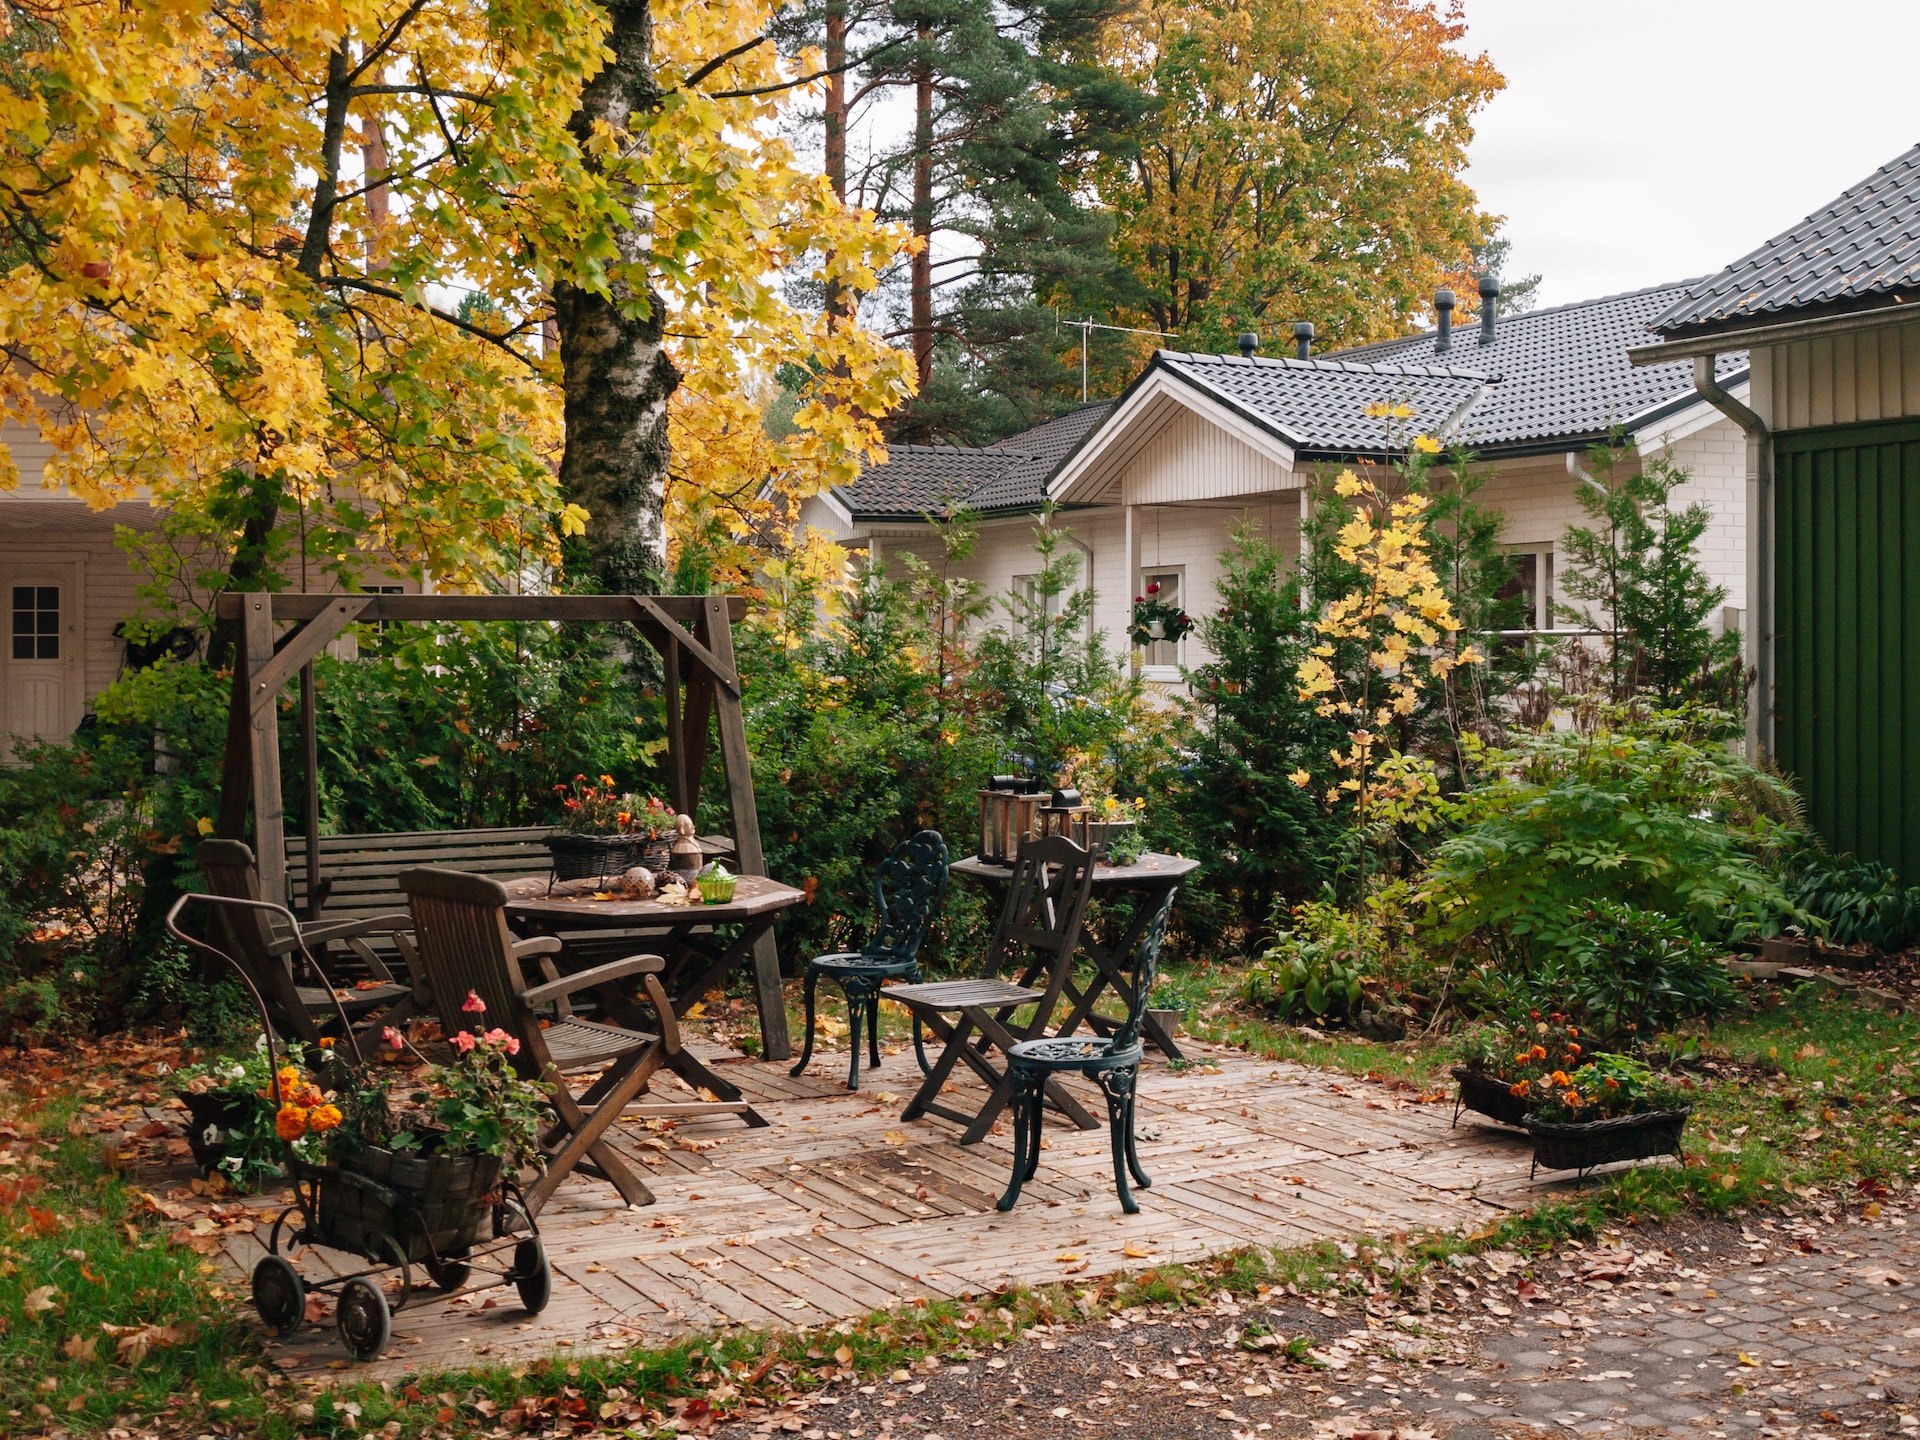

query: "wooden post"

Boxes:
[244, 595, 288, 906]
[701, 595, 789, 1059]
[662, 639, 685, 816]
[300, 662, 321, 918]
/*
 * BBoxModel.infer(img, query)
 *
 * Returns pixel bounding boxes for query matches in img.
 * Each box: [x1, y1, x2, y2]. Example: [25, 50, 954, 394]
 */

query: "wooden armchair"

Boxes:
[397, 866, 763, 1216]
[197, 839, 416, 1029]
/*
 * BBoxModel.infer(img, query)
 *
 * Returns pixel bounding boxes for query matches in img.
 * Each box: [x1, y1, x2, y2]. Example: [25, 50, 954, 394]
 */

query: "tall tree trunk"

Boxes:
[554, 0, 678, 596]
[822, 0, 851, 326]
[910, 26, 934, 394]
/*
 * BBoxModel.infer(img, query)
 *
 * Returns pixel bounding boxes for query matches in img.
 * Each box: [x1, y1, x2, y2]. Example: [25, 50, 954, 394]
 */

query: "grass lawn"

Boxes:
[2, 977, 1915, 1437]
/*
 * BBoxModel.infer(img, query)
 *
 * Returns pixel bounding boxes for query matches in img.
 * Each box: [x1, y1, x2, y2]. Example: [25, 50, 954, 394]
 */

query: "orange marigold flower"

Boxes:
[1562, 1089, 1582, 1107]
[1508, 1080, 1530, 1097]
[276, 1105, 310, 1140]
[1530, 1045, 1547, 1060]
[1567, 1043, 1581, 1055]
[1567, 1027, 1578, 1037]
[317, 1036, 335, 1048]
[1604, 1076, 1619, 1088]
[307, 1104, 344, 1133]
[294, 1083, 326, 1108]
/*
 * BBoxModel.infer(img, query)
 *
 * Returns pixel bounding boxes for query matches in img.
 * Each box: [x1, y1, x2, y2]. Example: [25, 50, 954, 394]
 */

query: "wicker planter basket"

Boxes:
[1526, 1106, 1691, 1176]
[311, 1144, 503, 1261]
[544, 833, 644, 882]
[1450, 1067, 1530, 1128]
[180, 1092, 262, 1173]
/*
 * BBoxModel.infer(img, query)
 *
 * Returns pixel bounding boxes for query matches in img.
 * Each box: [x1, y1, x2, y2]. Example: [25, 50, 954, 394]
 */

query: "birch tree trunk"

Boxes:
[554, 0, 679, 595]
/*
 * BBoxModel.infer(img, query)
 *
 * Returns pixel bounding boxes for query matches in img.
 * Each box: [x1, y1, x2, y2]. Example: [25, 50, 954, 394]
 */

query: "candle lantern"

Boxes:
[977, 781, 1043, 866]
[1037, 787, 1094, 853]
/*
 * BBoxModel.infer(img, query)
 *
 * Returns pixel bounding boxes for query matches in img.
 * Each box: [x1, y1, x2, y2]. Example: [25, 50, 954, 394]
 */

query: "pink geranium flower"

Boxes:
[462, 990, 486, 1014]
[482, 1027, 520, 1055]
[381, 1026, 404, 1051]
[451, 1030, 478, 1053]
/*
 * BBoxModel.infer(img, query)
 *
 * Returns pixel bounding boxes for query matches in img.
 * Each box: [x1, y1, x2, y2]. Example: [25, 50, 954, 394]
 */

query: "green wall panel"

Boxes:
[1775, 419, 1920, 876]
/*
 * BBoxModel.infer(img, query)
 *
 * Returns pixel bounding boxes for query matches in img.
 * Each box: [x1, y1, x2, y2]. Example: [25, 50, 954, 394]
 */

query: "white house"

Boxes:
[803, 280, 1754, 688]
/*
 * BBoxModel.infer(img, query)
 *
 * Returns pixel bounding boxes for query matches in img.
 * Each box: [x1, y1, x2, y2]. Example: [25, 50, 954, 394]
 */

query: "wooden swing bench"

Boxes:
[211, 590, 792, 1060]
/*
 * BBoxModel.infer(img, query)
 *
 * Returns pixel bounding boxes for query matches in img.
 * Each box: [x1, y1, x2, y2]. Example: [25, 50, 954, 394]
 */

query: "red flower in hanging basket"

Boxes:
[1145, 581, 1160, 594]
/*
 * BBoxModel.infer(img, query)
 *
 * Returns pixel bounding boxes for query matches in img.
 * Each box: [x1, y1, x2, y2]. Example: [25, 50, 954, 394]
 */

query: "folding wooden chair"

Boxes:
[398, 867, 763, 1216]
[888, 834, 1099, 1144]
[197, 839, 416, 1031]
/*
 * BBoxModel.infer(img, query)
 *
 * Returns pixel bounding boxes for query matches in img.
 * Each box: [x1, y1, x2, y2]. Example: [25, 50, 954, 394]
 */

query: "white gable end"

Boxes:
[1050, 369, 1297, 506]
[1123, 404, 1294, 506]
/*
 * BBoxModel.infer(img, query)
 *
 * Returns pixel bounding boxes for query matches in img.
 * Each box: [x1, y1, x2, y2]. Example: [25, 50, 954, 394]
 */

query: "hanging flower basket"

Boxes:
[309, 1141, 504, 1262]
[1526, 1107, 1691, 1177]
[1450, 1066, 1530, 1128]
[1129, 586, 1194, 648]
[544, 832, 644, 882]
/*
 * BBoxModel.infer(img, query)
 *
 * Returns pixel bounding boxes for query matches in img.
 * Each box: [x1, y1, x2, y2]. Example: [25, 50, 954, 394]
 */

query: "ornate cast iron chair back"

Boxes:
[865, 829, 950, 964]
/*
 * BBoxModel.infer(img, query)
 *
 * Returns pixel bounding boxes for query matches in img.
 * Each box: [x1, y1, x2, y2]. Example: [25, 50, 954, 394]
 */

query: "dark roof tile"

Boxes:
[1652, 143, 1920, 338]
[1341, 281, 1745, 447]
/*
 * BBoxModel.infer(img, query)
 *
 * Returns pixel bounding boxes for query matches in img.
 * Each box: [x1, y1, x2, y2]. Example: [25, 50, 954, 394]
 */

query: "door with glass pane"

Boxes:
[3, 563, 83, 757]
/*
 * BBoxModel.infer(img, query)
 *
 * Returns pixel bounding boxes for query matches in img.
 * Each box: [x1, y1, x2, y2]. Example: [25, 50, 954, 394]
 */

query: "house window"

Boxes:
[1140, 569, 1184, 667]
[1011, 572, 1063, 637]
[369, 583, 405, 635]
[11, 585, 59, 660]
[1496, 549, 1553, 632]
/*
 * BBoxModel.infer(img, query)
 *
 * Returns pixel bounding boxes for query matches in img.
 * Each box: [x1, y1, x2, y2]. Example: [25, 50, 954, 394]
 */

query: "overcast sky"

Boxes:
[1461, 0, 1916, 309]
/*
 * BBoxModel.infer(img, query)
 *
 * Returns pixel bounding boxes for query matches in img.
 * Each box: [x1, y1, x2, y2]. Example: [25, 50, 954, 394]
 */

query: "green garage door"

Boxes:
[1775, 418, 1920, 876]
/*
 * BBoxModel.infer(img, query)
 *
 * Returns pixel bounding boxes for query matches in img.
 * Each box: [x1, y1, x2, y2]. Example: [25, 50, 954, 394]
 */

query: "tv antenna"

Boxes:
[1063, 314, 1177, 402]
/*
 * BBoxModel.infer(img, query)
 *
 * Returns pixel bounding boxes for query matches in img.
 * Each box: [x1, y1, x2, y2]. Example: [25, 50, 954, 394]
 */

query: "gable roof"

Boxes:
[838, 404, 1113, 520]
[1651, 143, 1920, 341]
[1340, 280, 1746, 451]
[835, 282, 1747, 522]
[1149, 351, 1493, 455]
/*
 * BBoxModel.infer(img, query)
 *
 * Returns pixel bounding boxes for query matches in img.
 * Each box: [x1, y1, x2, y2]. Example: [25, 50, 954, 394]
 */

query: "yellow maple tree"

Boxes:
[0, 0, 911, 614]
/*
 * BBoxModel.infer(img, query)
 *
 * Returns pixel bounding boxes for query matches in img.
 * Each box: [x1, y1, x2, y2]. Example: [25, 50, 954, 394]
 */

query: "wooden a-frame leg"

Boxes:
[530, 1048, 664, 1214]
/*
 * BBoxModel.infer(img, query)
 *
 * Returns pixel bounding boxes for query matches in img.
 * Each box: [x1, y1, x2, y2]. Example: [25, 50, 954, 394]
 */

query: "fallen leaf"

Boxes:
[1055, 1252, 1083, 1263]
[1737, 1352, 1760, 1367]
[1123, 1242, 1154, 1259]
[23, 1285, 58, 1316]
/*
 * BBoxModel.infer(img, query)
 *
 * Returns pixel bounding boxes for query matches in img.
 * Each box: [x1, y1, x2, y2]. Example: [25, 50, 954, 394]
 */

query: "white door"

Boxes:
[3, 563, 84, 756]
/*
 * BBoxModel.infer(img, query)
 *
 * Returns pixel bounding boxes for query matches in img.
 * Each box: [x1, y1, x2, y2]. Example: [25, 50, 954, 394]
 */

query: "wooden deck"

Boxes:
[218, 1041, 1546, 1379]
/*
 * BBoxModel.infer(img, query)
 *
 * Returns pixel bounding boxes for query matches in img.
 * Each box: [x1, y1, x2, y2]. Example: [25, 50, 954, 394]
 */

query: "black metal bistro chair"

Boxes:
[996, 887, 1177, 1215]
[790, 829, 950, 1090]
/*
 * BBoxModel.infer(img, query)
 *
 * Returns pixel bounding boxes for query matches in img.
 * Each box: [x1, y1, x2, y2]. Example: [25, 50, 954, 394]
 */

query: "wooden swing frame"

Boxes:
[211, 590, 790, 1059]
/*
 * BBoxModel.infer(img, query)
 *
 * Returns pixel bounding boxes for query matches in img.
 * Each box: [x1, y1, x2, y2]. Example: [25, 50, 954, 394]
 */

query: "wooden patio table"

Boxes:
[950, 851, 1198, 1062]
[501, 874, 805, 1061]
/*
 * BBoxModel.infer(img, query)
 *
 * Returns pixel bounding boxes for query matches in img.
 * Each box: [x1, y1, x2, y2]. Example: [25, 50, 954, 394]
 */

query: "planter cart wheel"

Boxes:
[336, 1277, 392, 1361]
[513, 1236, 551, 1314]
[425, 1248, 472, 1292]
[251, 1254, 306, 1336]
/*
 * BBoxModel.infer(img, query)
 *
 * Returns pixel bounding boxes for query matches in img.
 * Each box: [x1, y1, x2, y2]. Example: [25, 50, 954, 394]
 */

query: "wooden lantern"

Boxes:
[1037, 788, 1093, 852]
[978, 788, 1043, 866]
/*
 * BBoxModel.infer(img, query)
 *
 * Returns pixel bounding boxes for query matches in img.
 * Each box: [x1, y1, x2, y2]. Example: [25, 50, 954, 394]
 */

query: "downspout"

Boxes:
[1690, 355, 1772, 760]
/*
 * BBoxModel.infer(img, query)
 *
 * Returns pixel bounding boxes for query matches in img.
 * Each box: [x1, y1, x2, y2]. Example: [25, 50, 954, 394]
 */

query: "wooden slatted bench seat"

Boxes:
[288, 827, 739, 974]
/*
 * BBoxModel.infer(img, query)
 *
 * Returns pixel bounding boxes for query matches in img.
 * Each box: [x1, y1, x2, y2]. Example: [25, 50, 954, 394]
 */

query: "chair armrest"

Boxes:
[512, 936, 564, 959]
[298, 913, 413, 945]
[521, 953, 665, 1008]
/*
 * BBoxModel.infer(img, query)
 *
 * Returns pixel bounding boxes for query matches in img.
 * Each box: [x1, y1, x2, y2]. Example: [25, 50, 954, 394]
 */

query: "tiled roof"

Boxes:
[839, 404, 1113, 518]
[836, 282, 1745, 521]
[1339, 281, 1746, 450]
[1652, 143, 1920, 339]
[1152, 351, 1493, 455]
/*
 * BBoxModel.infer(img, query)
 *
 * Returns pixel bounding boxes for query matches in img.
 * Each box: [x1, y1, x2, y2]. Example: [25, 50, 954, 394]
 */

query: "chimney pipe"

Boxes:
[1477, 273, 1499, 346]
[1237, 331, 1258, 358]
[1292, 320, 1314, 360]
[1434, 288, 1454, 356]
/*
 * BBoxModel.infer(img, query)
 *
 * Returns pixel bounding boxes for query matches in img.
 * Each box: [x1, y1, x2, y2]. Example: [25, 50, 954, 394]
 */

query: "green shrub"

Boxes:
[1240, 897, 1370, 1020]
[1540, 900, 1736, 1042]
[1420, 707, 1802, 964]
[1779, 844, 1920, 951]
